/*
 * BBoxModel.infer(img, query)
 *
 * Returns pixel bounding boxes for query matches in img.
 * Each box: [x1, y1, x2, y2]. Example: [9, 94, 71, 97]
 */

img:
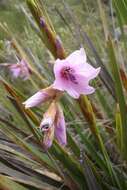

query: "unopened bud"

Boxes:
[23, 86, 60, 109]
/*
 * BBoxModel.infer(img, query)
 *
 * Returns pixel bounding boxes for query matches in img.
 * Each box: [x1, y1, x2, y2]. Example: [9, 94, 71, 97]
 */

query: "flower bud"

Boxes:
[23, 86, 60, 108]
[40, 102, 67, 149]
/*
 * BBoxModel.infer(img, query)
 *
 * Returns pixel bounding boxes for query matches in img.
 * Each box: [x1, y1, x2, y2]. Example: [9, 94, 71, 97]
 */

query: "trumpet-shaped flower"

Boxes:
[53, 48, 101, 98]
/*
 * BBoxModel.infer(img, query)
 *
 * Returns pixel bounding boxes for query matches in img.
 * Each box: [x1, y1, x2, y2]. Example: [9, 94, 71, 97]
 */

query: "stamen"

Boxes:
[61, 66, 78, 84]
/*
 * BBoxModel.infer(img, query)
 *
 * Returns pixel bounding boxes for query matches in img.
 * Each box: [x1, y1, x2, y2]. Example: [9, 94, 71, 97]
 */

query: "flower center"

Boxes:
[61, 66, 78, 84]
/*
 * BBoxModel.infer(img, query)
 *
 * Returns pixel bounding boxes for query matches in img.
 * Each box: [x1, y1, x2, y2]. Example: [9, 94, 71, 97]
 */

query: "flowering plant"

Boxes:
[1, 0, 127, 189]
[24, 48, 100, 149]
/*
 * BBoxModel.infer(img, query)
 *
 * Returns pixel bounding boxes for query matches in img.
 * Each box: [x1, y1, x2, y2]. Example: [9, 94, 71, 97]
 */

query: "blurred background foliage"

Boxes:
[0, 0, 127, 190]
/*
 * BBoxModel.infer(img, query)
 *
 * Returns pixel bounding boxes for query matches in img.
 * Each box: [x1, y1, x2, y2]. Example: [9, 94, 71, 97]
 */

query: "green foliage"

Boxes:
[0, 0, 127, 190]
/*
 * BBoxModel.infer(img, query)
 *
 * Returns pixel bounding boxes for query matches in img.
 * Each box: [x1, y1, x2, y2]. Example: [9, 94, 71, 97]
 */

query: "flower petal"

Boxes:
[68, 75, 95, 96]
[8, 60, 31, 80]
[78, 64, 101, 79]
[88, 67, 101, 80]
[9, 65, 21, 78]
[66, 85, 80, 99]
[20, 59, 28, 67]
[54, 48, 86, 79]
[81, 86, 95, 95]
[55, 104, 67, 146]
[67, 87, 80, 99]
[53, 79, 80, 98]
[66, 48, 86, 65]
[54, 59, 66, 79]
[53, 79, 65, 91]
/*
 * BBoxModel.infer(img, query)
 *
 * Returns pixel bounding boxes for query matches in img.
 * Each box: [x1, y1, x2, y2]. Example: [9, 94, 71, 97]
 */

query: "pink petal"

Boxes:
[67, 87, 80, 99]
[88, 67, 101, 80]
[15, 59, 31, 80]
[53, 78, 70, 91]
[20, 59, 28, 67]
[9, 65, 21, 78]
[78, 64, 101, 79]
[64, 66, 100, 97]
[53, 50, 86, 81]
[55, 104, 67, 146]
[66, 48, 86, 66]
[53, 80, 65, 91]
[67, 85, 94, 98]
[67, 75, 95, 97]
[54, 59, 66, 79]
[53, 79, 81, 99]
[81, 86, 95, 95]
[9, 60, 31, 80]
[21, 69, 30, 80]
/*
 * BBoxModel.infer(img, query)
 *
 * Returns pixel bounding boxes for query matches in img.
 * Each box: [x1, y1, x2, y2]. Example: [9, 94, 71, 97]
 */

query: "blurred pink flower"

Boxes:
[40, 102, 66, 150]
[53, 48, 101, 98]
[9, 59, 31, 80]
[23, 87, 60, 108]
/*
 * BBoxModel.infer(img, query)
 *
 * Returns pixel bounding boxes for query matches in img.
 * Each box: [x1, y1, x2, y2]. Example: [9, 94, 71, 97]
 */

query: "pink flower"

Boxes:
[40, 102, 66, 150]
[9, 59, 31, 80]
[53, 48, 101, 98]
[23, 87, 60, 108]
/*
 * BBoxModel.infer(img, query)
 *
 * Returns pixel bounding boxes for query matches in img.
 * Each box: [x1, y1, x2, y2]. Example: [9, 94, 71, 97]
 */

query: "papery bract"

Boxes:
[42, 126, 55, 150]
[40, 102, 57, 150]
[40, 102, 57, 131]
[53, 48, 101, 98]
